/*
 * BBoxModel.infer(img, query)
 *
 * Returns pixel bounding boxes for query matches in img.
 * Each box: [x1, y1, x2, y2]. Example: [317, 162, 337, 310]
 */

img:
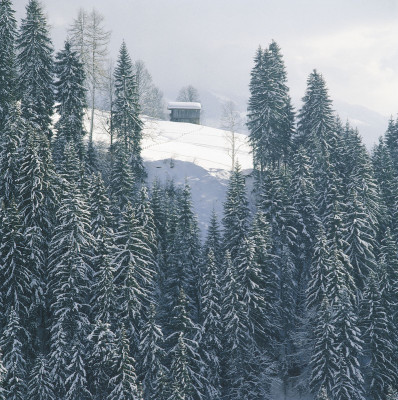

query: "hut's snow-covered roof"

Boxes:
[167, 102, 201, 110]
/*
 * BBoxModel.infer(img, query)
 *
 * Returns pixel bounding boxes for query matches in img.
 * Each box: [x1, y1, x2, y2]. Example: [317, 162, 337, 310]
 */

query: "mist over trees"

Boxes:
[1, 1, 398, 400]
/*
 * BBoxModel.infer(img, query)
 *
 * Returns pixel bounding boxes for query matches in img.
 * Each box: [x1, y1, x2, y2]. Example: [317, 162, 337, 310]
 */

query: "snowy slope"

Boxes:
[88, 110, 253, 233]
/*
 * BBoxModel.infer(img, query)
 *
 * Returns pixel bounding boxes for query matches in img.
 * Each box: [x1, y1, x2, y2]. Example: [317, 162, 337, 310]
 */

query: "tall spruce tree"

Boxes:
[222, 164, 250, 259]
[296, 70, 335, 155]
[17, 0, 54, 139]
[108, 325, 139, 400]
[360, 271, 396, 400]
[0, 103, 23, 210]
[163, 183, 201, 328]
[113, 202, 155, 353]
[48, 165, 93, 398]
[203, 210, 223, 270]
[247, 41, 294, 181]
[28, 354, 55, 400]
[89, 173, 116, 325]
[1, 308, 28, 400]
[167, 289, 204, 400]
[0, 0, 17, 127]
[200, 250, 222, 399]
[113, 41, 145, 181]
[309, 296, 338, 398]
[54, 40, 86, 163]
[139, 303, 167, 400]
[110, 142, 135, 216]
[87, 320, 116, 400]
[0, 202, 30, 322]
[333, 289, 364, 400]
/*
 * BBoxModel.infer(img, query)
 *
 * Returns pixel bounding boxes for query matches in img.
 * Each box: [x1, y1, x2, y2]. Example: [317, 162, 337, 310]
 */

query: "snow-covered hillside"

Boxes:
[87, 110, 253, 233]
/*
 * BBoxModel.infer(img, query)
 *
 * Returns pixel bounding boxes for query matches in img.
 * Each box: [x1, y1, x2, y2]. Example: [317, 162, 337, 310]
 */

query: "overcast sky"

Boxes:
[13, 0, 398, 118]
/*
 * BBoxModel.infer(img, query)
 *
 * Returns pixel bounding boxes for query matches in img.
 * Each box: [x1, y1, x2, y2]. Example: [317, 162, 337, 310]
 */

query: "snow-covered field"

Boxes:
[87, 110, 254, 233]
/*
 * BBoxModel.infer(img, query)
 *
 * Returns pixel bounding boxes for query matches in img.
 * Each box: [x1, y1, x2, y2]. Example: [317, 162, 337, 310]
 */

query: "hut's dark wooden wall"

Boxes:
[170, 108, 200, 124]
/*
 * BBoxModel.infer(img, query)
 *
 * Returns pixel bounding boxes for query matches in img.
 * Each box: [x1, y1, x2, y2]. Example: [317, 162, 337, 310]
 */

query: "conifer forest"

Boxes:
[1, 0, 398, 399]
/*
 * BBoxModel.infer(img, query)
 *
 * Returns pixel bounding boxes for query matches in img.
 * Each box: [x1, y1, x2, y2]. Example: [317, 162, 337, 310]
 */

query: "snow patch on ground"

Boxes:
[87, 110, 253, 232]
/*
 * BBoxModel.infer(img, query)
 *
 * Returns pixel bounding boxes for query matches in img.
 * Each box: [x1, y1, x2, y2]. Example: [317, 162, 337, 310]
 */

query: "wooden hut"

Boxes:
[167, 102, 201, 124]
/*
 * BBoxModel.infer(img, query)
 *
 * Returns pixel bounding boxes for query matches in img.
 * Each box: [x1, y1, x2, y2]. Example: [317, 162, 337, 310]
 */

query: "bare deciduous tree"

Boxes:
[69, 8, 111, 146]
[177, 85, 200, 102]
[133, 60, 165, 119]
[221, 100, 243, 170]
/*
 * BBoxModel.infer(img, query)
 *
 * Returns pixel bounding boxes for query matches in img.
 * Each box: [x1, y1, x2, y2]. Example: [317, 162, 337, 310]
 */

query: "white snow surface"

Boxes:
[167, 101, 202, 110]
[87, 110, 253, 233]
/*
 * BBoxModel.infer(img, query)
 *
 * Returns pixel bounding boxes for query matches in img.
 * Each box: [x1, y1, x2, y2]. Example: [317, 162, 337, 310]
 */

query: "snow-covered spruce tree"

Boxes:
[150, 179, 167, 246]
[47, 325, 67, 398]
[28, 354, 55, 400]
[372, 137, 398, 240]
[220, 250, 267, 400]
[296, 70, 336, 157]
[203, 210, 223, 270]
[175, 183, 201, 314]
[91, 232, 117, 326]
[378, 229, 398, 379]
[168, 333, 191, 400]
[384, 117, 398, 173]
[87, 320, 116, 400]
[113, 202, 155, 353]
[162, 183, 201, 329]
[90, 172, 114, 240]
[113, 41, 145, 182]
[379, 229, 398, 326]
[289, 146, 318, 303]
[17, 0, 54, 139]
[134, 186, 158, 280]
[0, 0, 17, 127]
[54, 40, 86, 163]
[0, 201, 30, 323]
[0, 103, 23, 209]
[65, 341, 91, 400]
[343, 187, 377, 291]
[332, 289, 364, 400]
[247, 41, 294, 183]
[236, 235, 270, 350]
[89, 173, 117, 325]
[48, 168, 93, 398]
[259, 167, 301, 387]
[150, 180, 174, 313]
[313, 142, 343, 243]
[306, 225, 331, 313]
[268, 40, 295, 167]
[139, 303, 167, 400]
[308, 296, 338, 398]
[0, 350, 6, 400]
[360, 271, 396, 400]
[0, 308, 28, 400]
[167, 288, 204, 400]
[259, 167, 298, 257]
[278, 243, 300, 392]
[342, 124, 380, 228]
[199, 250, 222, 399]
[110, 141, 135, 217]
[18, 123, 59, 356]
[222, 163, 250, 260]
[249, 211, 279, 350]
[108, 324, 139, 400]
